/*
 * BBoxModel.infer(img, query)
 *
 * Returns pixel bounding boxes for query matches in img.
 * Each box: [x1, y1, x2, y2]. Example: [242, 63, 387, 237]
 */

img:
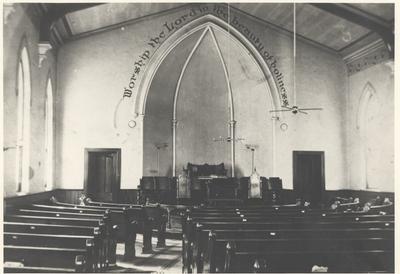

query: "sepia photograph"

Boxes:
[3, 2, 395, 273]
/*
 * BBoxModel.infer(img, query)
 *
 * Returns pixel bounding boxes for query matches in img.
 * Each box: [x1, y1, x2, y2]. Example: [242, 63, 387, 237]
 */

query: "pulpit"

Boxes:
[173, 163, 283, 205]
[177, 163, 242, 205]
[238, 176, 283, 205]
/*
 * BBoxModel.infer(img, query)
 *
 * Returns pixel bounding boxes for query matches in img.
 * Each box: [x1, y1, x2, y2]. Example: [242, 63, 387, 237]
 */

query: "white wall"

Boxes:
[56, 6, 196, 189]
[3, 3, 394, 196]
[57, 3, 353, 191]
[4, 4, 57, 197]
[346, 62, 394, 192]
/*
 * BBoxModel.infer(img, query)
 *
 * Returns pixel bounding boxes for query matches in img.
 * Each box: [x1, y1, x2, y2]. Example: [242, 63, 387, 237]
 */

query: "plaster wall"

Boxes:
[3, 4, 57, 197]
[57, 3, 348, 190]
[346, 62, 394, 192]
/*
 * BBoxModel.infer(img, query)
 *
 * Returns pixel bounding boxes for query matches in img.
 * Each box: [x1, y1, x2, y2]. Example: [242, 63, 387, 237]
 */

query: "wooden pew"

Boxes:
[16, 209, 105, 219]
[183, 204, 394, 273]
[188, 205, 391, 215]
[84, 199, 168, 248]
[222, 238, 394, 273]
[5, 214, 103, 227]
[182, 213, 394, 241]
[193, 227, 395, 271]
[183, 217, 394, 242]
[369, 202, 394, 214]
[4, 222, 99, 236]
[4, 232, 98, 270]
[29, 204, 128, 242]
[18, 204, 138, 260]
[57, 199, 168, 251]
[4, 221, 108, 270]
[4, 217, 101, 272]
[31, 203, 110, 213]
[187, 214, 394, 223]
[196, 228, 394, 273]
[183, 217, 394, 273]
[48, 200, 159, 253]
[42, 198, 154, 255]
[4, 245, 94, 272]
[188, 209, 387, 217]
[4, 213, 113, 268]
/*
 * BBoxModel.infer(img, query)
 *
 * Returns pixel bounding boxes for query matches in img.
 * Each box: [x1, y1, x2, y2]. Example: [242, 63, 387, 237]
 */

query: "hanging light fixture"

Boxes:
[270, 3, 323, 115]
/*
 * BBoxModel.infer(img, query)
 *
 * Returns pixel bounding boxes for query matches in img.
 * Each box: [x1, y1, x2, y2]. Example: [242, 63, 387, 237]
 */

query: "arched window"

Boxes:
[44, 76, 54, 190]
[15, 45, 31, 194]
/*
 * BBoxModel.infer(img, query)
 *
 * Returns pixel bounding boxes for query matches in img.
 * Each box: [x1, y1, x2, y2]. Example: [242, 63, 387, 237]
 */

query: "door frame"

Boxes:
[84, 148, 121, 200]
[293, 151, 325, 201]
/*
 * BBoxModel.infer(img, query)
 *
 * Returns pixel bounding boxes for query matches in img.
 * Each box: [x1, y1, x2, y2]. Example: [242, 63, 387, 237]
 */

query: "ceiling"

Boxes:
[38, 2, 394, 58]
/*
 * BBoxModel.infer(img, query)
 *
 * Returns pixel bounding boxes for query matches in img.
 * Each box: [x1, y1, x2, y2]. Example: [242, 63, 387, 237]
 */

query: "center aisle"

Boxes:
[113, 235, 182, 273]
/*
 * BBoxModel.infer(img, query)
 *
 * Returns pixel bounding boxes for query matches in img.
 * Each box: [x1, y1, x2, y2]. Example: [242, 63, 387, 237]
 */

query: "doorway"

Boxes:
[293, 151, 325, 207]
[84, 148, 121, 202]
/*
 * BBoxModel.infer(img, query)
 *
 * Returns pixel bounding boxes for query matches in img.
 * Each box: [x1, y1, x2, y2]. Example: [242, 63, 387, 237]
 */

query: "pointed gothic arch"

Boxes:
[357, 82, 376, 130]
[356, 82, 377, 189]
[135, 14, 281, 116]
[139, 14, 280, 177]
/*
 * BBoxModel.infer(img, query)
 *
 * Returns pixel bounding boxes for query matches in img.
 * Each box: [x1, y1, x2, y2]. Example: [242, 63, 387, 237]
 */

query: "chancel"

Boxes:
[3, 2, 395, 273]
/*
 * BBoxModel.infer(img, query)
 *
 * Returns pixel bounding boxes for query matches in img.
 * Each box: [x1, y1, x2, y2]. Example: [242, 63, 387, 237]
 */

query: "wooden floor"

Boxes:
[112, 235, 182, 273]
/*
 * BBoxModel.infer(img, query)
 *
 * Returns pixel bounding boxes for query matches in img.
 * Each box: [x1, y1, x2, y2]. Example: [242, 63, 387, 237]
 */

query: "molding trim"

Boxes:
[344, 39, 390, 75]
[343, 39, 386, 63]
[38, 42, 52, 68]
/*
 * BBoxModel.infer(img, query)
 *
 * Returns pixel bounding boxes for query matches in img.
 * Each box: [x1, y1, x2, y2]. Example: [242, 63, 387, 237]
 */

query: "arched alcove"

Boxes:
[143, 29, 204, 176]
[142, 15, 278, 177]
[357, 82, 382, 190]
[174, 27, 232, 175]
[136, 15, 281, 116]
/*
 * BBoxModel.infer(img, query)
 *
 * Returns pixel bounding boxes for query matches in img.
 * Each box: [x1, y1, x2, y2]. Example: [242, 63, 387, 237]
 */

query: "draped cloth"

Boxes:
[249, 170, 262, 199]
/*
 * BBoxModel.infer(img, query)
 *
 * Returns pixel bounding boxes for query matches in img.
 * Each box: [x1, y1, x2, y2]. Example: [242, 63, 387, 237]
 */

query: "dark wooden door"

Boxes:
[84, 149, 121, 202]
[293, 151, 325, 207]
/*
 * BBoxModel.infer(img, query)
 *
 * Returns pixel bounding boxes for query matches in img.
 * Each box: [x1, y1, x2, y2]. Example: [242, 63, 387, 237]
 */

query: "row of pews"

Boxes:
[4, 197, 168, 272]
[181, 203, 394, 273]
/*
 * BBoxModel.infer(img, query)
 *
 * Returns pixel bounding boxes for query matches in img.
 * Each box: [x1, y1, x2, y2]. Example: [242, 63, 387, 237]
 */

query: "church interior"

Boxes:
[3, 2, 395, 273]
